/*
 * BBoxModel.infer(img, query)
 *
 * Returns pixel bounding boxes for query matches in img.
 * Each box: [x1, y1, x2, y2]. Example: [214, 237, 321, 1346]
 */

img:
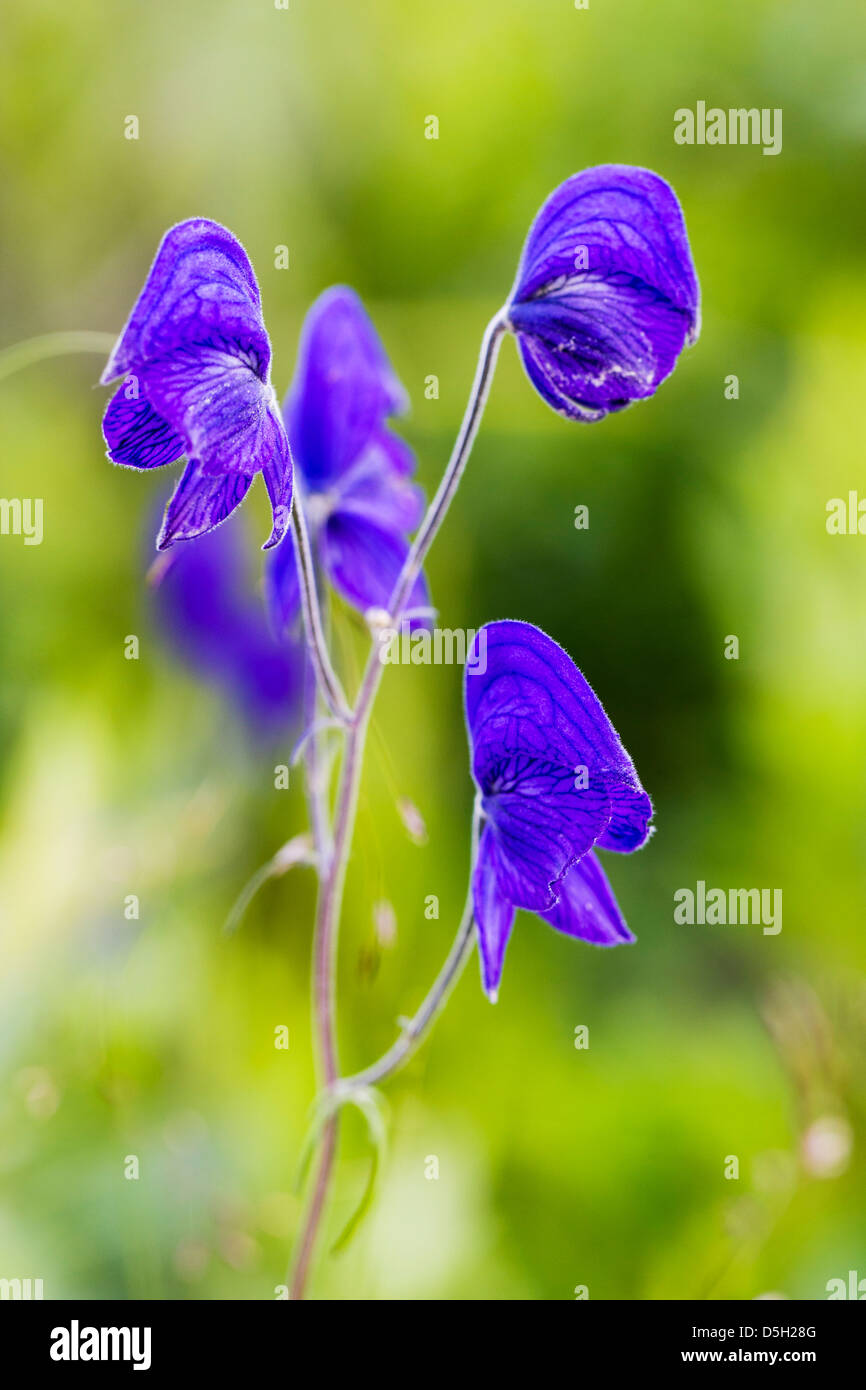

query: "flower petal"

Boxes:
[466, 620, 648, 806]
[260, 409, 293, 549]
[141, 349, 277, 478]
[336, 429, 425, 534]
[102, 219, 270, 385]
[157, 460, 253, 550]
[472, 826, 517, 1001]
[286, 285, 408, 490]
[597, 783, 653, 853]
[463, 620, 651, 937]
[482, 766, 610, 914]
[103, 381, 184, 469]
[319, 513, 430, 622]
[508, 165, 699, 420]
[540, 850, 635, 946]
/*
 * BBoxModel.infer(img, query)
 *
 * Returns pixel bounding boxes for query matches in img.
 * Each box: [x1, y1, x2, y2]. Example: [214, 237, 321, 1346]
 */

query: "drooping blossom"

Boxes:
[506, 165, 700, 421]
[149, 506, 304, 742]
[464, 620, 653, 998]
[266, 286, 429, 634]
[102, 219, 292, 550]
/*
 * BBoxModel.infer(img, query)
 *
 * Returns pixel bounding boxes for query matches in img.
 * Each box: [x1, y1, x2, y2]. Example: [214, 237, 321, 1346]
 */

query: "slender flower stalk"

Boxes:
[336, 801, 483, 1094]
[288, 314, 506, 1299]
[340, 899, 475, 1090]
[302, 665, 334, 869]
[385, 311, 507, 622]
[290, 498, 352, 725]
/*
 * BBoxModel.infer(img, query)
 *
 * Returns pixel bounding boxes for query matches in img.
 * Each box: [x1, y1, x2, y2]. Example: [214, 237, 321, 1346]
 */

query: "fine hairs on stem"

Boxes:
[288, 313, 506, 1300]
[290, 498, 352, 726]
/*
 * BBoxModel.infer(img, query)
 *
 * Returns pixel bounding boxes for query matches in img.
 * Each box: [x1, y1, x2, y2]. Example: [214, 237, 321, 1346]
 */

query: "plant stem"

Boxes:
[288, 311, 506, 1300]
[301, 647, 334, 869]
[288, 716, 365, 1300]
[338, 802, 482, 1092]
[291, 497, 352, 725]
[388, 310, 507, 621]
[288, 1113, 339, 1301]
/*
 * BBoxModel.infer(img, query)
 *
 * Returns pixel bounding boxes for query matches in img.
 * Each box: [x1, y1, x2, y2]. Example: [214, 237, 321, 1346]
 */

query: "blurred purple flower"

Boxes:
[150, 509, 304, 741]
[102, 219, 292, 551]
[507, 165, 700, 421]
[465, 620, 653, 999]
[266, 287, 429, 634]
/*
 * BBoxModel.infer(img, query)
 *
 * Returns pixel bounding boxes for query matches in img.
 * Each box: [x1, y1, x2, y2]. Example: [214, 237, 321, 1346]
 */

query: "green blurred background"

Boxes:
[1, 0, 865, 1300]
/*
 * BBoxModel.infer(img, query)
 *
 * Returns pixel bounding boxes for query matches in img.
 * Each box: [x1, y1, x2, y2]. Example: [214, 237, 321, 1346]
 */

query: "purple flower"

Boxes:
[150, 507, 305, 742]
[102, 219, 292, 551]
[266, 286, 429, 633]
[465, 620, 653, 999]
[507, 165, 700, 422]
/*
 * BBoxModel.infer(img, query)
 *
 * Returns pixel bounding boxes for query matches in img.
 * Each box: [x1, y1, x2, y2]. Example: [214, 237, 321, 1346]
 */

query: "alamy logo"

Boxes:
[0, 497, 43, 545]
[0, 1276, 43, 1299]
[826, 1270, 866, 1299]
[50, 1320, 152, 1371]
[377, 622, 487, 674]
[674, 103, 782, 156]
[826, 493, 866, 535]
[674, 881, 782, 935]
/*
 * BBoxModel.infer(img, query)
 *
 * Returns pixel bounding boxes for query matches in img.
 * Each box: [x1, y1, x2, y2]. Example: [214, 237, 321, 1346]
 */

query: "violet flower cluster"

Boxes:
[102, 162, 698, 1293]
[103, 163, 698, 1000]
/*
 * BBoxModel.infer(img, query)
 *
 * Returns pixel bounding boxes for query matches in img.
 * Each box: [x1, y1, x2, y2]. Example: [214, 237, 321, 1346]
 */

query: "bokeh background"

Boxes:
[1, 0, 865, 1300]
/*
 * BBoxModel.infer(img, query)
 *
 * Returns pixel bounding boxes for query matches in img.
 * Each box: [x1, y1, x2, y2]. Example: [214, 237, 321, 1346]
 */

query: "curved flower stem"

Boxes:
[344, 903, 475, 1089]
[338, 802, 482, 1093]
[388, 309, 507, 621]
[300, 625, 335, 868]
[0, 330, 118, 385]
[288, 314, 506, 1300]
[291, 497, 352, 725]
[288, 715, 365, 1300]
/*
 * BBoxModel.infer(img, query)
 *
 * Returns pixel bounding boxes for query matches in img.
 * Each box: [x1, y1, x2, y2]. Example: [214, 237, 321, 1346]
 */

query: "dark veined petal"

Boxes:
[103, 381, 184, 469]
[540, 850, 635, 946]
[479, 760, 610, 914]
[463, 620, 652, 970]
[471, 825, 517, 1001]
[141, 348, 279, 479]
[466, 620, 648, 808]
[102, 219, 292, 549]
[285, 285, 408, 491]
[508, 165, 699, 421]
[597, 782, 653, 853]
[157, 460, 253, 550]
[101, 219, 270, 385]
[319, 512, 430, 624]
